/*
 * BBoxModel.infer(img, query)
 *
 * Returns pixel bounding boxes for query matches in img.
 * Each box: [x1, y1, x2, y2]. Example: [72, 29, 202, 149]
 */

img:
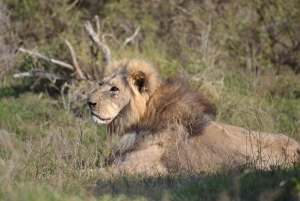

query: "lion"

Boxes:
[88, 59, 300, 174]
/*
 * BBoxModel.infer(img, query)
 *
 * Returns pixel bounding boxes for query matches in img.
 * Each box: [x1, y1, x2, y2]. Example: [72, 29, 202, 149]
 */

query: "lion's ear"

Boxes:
[132, 71, 149, 93]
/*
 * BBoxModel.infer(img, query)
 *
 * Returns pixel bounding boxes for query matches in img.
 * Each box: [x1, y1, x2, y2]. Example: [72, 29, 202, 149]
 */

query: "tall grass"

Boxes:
[1, 0, 300, 200]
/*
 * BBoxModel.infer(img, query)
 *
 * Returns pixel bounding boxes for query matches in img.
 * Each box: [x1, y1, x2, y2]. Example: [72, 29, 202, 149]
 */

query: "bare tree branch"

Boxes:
[14, 71, 70, 80]
[95, 15, 100, 36]
[122, 26, 141, 48]
[66, 0, 79, 12]
[84, 18, 111, 66]
[120, 23, 131, 35]
[18, 48, 74, 71]
[65, 40, 86, 80]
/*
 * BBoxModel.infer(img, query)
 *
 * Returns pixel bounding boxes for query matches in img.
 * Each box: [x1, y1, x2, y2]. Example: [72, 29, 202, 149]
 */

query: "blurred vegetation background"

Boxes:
[0, 0, 300, 200]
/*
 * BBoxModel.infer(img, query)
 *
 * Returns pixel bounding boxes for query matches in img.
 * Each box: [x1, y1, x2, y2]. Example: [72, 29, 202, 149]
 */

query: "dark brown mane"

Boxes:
[137, 77, 215, 135]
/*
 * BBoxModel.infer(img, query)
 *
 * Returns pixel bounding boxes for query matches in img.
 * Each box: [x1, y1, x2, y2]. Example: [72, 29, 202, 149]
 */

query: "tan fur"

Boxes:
[88, 59, 300, 174]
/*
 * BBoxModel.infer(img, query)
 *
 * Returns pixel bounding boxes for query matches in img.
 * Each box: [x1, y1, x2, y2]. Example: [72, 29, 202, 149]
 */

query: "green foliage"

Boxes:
[1, 0, 300, 200]
[6, 0, 82, 43]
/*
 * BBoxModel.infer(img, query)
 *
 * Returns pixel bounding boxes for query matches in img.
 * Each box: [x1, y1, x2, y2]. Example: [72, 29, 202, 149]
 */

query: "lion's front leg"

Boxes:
[105, 132, 137, 166]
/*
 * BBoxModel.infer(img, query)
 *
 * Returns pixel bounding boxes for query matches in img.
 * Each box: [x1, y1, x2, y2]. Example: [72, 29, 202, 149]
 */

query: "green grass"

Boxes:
[1, 0, 300, 200]
[0, 65, 300, 201]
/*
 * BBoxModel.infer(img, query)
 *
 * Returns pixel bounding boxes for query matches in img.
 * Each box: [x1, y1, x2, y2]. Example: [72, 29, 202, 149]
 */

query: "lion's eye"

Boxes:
[110, 86, 119, 92]
[99, 82, 104, 86]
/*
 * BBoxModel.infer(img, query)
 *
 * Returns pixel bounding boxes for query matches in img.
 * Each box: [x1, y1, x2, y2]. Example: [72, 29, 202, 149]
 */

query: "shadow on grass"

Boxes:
[92, 166, 300, 201]
[0, 76, 62, 99]
[0, 79, 33, 99]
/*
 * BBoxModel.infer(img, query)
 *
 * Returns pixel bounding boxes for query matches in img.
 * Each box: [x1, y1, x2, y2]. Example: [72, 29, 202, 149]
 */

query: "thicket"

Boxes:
[4, 0, 300, 74]
[2, 0, 299, 133]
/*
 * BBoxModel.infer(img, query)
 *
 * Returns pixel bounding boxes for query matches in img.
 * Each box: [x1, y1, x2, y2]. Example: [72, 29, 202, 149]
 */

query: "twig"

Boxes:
[61, 82, 70, 111]
[30, 76, 43, 90]
[66, 0, 79, 12]
[120, 23, 132, 35]
[18, 48, 74, 70]
[14, 71, 70, 80]
[175, 5, 192, 16]
[84, 18, 111, 66]
[102, 34, 121, 47]
[122, 26, 141, 48]
[65, 40, 86, 80]
[95, 15, 100, 36]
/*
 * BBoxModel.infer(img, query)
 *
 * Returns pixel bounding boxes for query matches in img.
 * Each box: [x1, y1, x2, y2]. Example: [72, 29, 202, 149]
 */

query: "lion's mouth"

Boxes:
[91, 112, 111, 122]
[91, 112, 111, 124]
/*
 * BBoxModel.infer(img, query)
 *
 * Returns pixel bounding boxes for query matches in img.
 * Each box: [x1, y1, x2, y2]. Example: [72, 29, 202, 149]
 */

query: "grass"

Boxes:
[1, 0, 300, 200]
[0, 64, 300, 201]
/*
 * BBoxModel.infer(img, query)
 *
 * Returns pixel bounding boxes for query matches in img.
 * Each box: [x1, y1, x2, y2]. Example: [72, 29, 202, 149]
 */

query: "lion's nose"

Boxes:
[87, 101, 97, 107]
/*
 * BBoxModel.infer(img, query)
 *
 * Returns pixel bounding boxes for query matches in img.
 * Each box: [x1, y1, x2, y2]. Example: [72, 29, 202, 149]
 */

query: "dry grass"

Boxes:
[1, 0, 300, 200]
[0, 78, 299, 201]
[0, 2, 17, 82]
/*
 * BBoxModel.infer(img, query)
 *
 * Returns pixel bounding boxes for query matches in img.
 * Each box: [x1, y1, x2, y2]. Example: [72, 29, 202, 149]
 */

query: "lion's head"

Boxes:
[88, 60, 161, 133]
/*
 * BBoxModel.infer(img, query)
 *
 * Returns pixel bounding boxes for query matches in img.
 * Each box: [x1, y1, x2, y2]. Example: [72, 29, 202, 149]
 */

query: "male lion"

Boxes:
[88, 59, 300, 174]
